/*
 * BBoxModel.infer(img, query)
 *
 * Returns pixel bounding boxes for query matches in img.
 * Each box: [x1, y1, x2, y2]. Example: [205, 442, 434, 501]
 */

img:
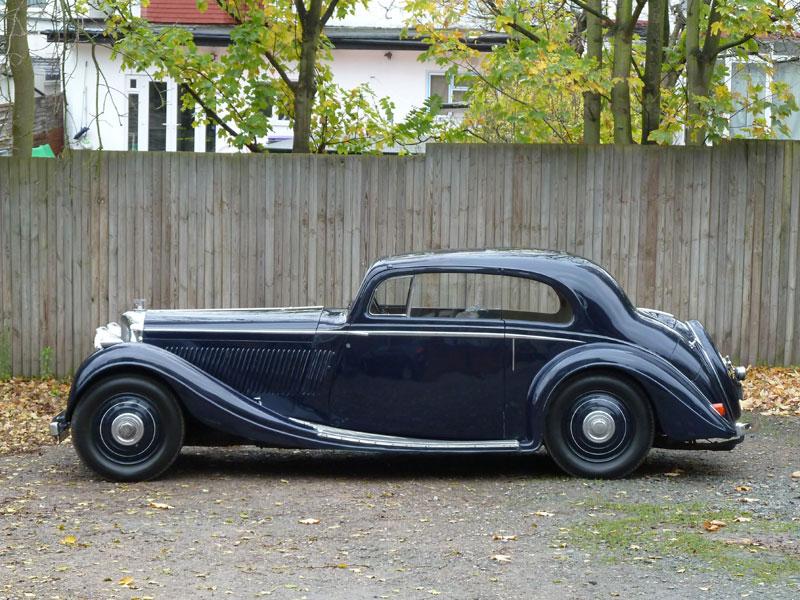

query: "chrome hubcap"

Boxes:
[110, 413, 145, 446]
[582, 409, 616, 443]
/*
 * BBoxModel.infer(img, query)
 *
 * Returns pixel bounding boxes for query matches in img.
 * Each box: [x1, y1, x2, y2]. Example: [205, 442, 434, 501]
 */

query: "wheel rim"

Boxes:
[565, 393, 632, 463]
[94, 394, 162, 465]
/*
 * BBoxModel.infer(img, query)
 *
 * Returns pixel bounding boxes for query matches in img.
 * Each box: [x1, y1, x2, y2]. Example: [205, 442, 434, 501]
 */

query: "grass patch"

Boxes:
[567, 501, 800, 584]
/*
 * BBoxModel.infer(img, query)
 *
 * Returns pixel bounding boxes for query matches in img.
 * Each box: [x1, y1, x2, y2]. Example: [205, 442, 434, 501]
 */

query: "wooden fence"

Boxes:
[1, 142, 799, 376]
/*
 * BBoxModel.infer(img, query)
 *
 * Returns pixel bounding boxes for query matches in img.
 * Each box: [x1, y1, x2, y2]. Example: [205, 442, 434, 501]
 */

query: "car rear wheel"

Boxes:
[72, 375, 184, 481]
[544, 374, 653, 479]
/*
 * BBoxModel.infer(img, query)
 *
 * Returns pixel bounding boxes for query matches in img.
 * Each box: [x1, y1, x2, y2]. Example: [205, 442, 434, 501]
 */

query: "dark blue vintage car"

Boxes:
[51, 249, 747, 480]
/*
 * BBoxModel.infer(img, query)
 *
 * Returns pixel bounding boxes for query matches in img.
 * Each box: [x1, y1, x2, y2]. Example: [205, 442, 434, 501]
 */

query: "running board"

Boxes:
[290, 418, 520, 450]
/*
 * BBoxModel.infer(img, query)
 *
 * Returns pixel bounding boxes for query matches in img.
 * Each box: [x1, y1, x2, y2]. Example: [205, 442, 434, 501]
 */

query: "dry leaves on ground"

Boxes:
[741, 366, 800, 416]
[0, 368, 799, 456]
[0, 378, 69, 455]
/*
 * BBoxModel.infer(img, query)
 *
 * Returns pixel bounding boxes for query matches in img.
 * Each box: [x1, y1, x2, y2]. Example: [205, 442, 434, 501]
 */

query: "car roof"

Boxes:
[373, 248, 602, 274]
[362, 249, 633, 321]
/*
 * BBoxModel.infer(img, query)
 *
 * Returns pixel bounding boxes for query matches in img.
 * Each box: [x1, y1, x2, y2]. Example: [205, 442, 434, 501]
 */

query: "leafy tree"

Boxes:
[682, 0, 797, 144]
[91, 0, 439, 153]
[407, 1, 607, 143]
[407, 0, 800, 145]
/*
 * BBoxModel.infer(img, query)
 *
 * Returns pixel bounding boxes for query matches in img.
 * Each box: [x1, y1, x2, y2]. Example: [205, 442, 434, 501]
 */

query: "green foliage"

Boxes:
[406, 0, 800, 145]
[94, 1, 439, 152]
[0, 328, 11, 379]
[39, 346, 53, 379]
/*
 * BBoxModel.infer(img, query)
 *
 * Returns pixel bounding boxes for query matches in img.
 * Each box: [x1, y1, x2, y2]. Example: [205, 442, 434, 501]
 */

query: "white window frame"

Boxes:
[725, 55, 773, 138]
[127, 77, 217, 152]
[426, 72, 469, 106]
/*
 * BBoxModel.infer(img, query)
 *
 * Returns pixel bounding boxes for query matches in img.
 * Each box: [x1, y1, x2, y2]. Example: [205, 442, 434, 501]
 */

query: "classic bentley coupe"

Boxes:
[51, 249, 748, 480]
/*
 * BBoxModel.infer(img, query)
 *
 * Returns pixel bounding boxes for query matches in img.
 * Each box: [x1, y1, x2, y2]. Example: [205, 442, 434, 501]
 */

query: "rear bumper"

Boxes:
[656, 421, 750, 451]
[49, 411, 70, 442]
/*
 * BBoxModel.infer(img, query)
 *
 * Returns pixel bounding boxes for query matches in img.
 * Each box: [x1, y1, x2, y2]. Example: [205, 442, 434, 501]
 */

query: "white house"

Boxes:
[27, 1, 800, 152]
[43, 0, 499, 153]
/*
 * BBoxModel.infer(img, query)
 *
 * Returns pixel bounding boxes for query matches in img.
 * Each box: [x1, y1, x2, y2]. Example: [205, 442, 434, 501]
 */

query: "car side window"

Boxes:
[369, 275, 414, 316]
[407, 272, 571, 323]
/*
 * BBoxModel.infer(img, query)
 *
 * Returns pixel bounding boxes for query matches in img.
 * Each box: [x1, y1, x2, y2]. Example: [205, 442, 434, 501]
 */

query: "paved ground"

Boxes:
[1, 413, 798, 600]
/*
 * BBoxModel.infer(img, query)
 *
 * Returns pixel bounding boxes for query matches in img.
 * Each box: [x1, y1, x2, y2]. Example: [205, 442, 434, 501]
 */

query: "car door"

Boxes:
[328, 270, 508, 441]
[499, 275, 582, 440]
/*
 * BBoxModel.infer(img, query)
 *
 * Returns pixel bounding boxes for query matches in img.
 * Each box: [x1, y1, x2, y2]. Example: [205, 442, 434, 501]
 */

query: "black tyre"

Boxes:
[71, 375, 185, 481]
[544, 373, 654, 479]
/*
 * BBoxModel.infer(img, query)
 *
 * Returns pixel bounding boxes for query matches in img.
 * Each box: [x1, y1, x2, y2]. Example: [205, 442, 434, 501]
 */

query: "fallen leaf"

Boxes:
[492, 534, 517, 542]
[147, 502, 174, 510]
[703, 519, 727, 532]
[298, 518, 320, 525]
[118, 576, 135, 587]
[733, 516, 752, 523]
[59, 535, 77, 546]
[490, 554, 511, 563]
[533, 511, 554, 517]
[734, 485, 752, 492]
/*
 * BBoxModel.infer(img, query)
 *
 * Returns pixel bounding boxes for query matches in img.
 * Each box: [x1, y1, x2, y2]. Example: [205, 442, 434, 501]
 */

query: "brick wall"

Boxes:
[142, 0, 234, 24]
[0, 94, 65, 155]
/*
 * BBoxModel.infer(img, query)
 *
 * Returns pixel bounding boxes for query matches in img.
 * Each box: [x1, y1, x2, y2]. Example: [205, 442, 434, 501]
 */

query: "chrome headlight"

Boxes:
[121, 309, 145, 342]
[94, 322, 123, 350]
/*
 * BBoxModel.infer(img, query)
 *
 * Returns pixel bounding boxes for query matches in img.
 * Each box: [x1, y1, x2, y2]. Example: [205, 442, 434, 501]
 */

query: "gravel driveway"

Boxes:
[1, 413, 798, 600]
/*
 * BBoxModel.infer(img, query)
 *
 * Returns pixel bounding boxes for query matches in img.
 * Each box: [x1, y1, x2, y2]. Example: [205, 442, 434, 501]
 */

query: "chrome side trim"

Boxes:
[146, 327, 323, 335]
[148, 306, 325, 313]
[290, 418, 520, 450]
[506, 332, 583, 343]
[145, 327, 583, 344]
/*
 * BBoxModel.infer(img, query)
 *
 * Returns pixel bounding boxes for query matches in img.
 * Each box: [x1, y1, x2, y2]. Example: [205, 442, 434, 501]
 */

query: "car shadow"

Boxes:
[168, 446, 733, 482]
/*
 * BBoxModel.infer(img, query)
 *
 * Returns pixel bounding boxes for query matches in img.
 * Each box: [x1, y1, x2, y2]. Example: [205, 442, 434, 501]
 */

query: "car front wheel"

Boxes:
[71, 375, 185, 481]
[544, 374, 654, 478]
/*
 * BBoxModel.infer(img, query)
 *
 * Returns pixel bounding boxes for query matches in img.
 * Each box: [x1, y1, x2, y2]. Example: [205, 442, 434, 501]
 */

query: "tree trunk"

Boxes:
[685, 0, 722, 145]
[582, 3, 602, 144]
[5, 0, 35, 157]
[641, 0, 666, 143]
[292, 2, 323, 153]
[684, 0, 719, 145]
[610, 0, 633, 144]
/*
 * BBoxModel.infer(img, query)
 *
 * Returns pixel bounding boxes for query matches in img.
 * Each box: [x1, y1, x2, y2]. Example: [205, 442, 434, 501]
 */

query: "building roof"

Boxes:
[43, 20, 507, 52]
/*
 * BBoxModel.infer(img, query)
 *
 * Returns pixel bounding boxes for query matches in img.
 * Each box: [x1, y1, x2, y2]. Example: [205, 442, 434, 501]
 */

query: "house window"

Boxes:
[729, 62, 768, 134]
[148, 81, 168, 152]
[427, 73, 470, 108]
[205, 120, 217, 152]
[774, 61, 800, 139]
[127, 94, 139, 151]
[176, 84, 195, 151]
